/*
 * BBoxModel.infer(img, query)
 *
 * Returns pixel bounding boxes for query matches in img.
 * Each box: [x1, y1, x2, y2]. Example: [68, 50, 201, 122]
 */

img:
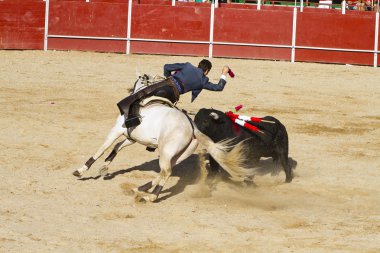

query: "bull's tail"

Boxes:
[194, 128, 255, 182]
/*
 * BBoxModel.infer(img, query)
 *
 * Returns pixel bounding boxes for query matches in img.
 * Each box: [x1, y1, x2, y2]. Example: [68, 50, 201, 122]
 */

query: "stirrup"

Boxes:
[124, 116, 141, 128]
[146, 147, 156, 152]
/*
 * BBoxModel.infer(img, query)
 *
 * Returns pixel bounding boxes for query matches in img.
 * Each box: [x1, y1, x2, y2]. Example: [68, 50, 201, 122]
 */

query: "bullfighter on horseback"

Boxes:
[74, 70, 253, 203]
[117, 59, 231, 128]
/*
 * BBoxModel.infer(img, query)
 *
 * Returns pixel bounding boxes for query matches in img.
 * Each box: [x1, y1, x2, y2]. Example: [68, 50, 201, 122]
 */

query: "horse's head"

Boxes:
[129, 73, 152, 94]
[129, 71, 165, 94]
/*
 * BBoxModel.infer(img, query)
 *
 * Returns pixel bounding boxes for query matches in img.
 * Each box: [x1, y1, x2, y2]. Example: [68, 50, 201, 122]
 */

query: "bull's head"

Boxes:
[194, 108, 228, 142]
[209, 112, 219, 120]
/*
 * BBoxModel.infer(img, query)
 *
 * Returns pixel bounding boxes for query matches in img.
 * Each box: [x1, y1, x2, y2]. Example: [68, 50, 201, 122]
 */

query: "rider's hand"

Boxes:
[222, 66, 229, 75]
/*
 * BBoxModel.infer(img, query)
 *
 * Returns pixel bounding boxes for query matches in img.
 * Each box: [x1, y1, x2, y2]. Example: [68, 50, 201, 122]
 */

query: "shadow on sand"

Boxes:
[104, 154, 201, 202]
[78, 155, 297, 202]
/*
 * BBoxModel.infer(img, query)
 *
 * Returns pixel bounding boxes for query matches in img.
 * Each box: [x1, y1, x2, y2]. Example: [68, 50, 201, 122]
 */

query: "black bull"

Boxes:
[194, 108, 294, 183]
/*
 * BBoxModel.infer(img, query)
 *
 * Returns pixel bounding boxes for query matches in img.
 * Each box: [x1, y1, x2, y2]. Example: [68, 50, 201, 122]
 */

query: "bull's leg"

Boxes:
[280, 153, 293, 183]
[197, 149, 209, 184]
[73, 117, 125, 177]
[208, 156, 221, 178]
[98, 138, 135, 176]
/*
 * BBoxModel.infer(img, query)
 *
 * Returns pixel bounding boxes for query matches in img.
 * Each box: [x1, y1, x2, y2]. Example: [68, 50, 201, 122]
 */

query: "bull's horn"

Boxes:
[210, 112, 219, 120]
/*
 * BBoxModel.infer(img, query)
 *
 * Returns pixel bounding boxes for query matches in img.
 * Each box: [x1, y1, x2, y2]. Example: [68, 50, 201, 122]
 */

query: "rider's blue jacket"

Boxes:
[163, 62, 227, 102]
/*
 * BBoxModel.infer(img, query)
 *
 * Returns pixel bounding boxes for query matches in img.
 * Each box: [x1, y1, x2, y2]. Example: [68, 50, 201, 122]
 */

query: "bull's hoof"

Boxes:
[285, 177, 293, 183]
[242, 180, 257, 188]
[72, 170, 82, 178]
[285, 172, 293, 183]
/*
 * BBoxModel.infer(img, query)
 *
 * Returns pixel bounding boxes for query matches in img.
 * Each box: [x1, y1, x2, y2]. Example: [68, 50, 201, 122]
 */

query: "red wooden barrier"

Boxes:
[48, 1, 129, 52]
[296, 9, 376, 65]
[213, 7, 293, 60]
[130, 4, 211, 56]
[0, 0, 379, 66]
[0, 0, 45, 49]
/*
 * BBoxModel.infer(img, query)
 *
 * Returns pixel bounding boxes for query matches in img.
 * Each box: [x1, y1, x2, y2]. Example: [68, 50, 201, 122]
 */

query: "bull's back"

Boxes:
[235, 116, 289, 158]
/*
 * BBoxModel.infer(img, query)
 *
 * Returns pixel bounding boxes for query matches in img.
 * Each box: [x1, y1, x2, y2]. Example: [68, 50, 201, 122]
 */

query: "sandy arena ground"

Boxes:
[1, 50, 379, 252]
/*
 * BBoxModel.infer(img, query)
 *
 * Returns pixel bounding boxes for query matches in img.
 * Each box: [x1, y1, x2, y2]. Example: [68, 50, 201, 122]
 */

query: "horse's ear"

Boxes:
[145, 74, 154, 80]
[135, 68, 141, 78]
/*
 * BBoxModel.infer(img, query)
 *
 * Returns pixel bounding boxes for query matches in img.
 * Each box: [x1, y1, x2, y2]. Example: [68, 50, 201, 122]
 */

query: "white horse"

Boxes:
[73, 74, 255, 202]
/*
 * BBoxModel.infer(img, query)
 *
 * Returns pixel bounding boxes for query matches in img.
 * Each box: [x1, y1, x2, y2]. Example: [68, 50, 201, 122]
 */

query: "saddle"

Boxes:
[118, 77, 179, 115]
[130, 94, 177, 122]
[139, 96, 175, 108]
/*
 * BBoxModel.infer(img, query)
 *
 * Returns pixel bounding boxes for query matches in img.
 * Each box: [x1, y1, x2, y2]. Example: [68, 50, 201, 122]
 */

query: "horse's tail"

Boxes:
[194, 128, 255, 182]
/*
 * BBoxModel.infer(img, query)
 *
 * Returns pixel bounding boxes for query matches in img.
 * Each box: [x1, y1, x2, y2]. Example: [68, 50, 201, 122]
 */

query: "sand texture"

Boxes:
[1, 50, 379, 252]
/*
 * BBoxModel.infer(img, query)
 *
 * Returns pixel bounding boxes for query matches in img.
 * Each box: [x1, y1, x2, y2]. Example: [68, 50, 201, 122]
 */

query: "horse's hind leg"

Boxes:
[98, 138, 135, 176]
[73, 117, 125, 177]
[135, 139, 196, 202]
[135, 155, 173, 203]
[154, 139, 198, 192]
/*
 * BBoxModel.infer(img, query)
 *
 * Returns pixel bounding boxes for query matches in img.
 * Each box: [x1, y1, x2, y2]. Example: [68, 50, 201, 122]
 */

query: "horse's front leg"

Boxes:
[98, 138, 135, 177]
[73, 116, 125, 177]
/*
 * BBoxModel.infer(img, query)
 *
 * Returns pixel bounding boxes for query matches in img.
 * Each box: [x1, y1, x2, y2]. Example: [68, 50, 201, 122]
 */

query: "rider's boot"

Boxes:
[124, 114, 141, 128]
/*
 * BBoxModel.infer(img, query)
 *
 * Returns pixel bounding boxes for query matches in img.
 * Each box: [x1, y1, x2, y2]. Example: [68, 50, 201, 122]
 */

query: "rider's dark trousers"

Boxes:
[117, 77, 182, 119]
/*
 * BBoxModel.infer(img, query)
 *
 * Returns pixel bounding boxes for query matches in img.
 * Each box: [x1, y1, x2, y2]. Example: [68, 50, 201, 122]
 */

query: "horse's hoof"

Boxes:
[134, 192, 156, 203]
[98, 166, 109, 177]
[134, 195, 147, 203]
[131, 188, 139, 195]
[73, 170, 82, 178]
